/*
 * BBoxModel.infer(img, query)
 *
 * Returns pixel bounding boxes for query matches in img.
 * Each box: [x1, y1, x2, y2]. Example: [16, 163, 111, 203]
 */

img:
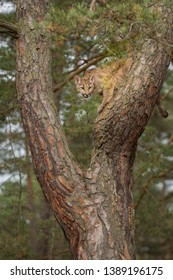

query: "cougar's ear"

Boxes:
[74, 75, 81, 85]
[89, 75, 95, 83]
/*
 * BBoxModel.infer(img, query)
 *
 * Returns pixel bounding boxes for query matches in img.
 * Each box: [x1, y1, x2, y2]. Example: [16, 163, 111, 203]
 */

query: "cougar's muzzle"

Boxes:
[83, 94, 90, 98]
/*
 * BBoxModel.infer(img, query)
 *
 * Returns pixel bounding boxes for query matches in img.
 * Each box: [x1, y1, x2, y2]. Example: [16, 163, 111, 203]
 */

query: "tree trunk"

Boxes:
[16, 0, 173, 259]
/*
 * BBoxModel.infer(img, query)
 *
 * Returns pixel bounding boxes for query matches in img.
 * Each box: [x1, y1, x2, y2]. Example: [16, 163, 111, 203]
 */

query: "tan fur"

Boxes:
[74, 58, 132, 112]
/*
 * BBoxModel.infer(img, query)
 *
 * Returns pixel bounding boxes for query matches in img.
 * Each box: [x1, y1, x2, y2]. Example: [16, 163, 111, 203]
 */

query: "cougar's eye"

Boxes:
[81, 86, 85, 90]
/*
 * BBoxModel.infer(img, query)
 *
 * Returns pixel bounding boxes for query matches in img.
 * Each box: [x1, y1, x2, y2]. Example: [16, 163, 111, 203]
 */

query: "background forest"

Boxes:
[0, 0, 173, 260]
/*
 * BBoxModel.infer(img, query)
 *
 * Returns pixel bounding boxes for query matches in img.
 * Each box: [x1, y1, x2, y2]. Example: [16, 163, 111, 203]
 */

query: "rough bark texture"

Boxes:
[16, 1, 173, 259]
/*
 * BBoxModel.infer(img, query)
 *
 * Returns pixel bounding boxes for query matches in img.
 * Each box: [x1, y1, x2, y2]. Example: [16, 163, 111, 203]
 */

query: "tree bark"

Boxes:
[16, 1, 173, 259]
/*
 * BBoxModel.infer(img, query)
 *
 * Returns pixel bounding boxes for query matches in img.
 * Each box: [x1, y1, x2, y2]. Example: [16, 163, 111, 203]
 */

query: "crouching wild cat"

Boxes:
[74, 58, 132, 112]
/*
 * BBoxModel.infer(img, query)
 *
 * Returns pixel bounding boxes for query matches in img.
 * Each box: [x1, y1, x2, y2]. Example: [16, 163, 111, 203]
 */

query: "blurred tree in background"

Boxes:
[0, 0, 173, 259]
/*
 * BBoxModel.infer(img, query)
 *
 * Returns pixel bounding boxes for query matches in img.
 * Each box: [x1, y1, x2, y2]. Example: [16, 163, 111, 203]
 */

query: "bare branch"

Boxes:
[156, 95, 168, 118]
[156, 85, 173, 118]
[0, 20, 19, 38]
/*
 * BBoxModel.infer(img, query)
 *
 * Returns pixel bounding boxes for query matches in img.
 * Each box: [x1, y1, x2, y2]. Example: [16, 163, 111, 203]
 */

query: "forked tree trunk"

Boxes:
[16, 0, 173, 259]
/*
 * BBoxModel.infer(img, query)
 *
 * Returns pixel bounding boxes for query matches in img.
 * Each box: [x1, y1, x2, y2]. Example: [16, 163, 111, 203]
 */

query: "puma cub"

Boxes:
[74, 58, 132, 112]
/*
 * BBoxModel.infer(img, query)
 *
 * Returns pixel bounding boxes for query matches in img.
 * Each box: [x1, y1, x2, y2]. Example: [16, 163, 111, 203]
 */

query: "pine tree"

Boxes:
[1, 0, 173, 259]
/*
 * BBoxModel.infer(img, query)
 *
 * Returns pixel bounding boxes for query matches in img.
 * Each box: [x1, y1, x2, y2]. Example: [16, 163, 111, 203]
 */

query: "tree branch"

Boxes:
[156, 95, 168, 118]
[135, 167, 173, 210]
[0, 20, 19, 38]
[53, 53, 105, 92]
[156, 85, 173, 118]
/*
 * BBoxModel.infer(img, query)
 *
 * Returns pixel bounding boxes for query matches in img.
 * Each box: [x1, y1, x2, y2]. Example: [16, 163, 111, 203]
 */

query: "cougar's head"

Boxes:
[74, 75, 95, 98]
